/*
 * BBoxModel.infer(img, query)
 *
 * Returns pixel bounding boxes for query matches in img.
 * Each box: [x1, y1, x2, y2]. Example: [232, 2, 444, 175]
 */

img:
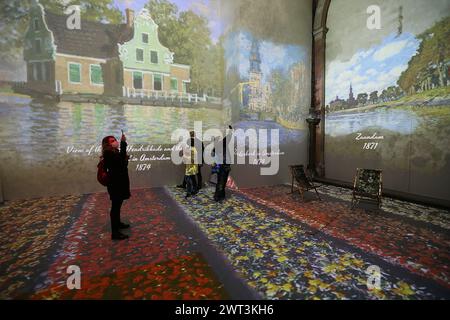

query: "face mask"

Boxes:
[111, 140, 119, 149]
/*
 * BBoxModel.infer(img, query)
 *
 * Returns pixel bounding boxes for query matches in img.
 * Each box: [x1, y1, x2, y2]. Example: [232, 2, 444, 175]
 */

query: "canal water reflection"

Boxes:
[0, 96, 228, 163]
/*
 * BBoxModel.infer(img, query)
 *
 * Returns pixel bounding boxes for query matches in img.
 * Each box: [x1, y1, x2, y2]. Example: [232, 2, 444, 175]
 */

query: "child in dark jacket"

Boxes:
[183, 137, 199, 198]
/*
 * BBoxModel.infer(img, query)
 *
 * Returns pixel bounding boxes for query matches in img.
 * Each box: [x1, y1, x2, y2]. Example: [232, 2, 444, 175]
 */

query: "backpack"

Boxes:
[97, 157, 109, 186]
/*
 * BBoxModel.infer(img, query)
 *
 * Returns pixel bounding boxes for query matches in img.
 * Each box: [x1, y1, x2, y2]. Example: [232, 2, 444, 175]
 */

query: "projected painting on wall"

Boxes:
[0, 0, 311, 199]
[224, 31, 309, 137]
[325, 0, 450, 201]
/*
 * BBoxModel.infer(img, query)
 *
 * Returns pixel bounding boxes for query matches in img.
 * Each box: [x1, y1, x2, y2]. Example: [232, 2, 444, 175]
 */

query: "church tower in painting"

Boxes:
[348, 83, 356, 106]
[248, 39, 264, 111]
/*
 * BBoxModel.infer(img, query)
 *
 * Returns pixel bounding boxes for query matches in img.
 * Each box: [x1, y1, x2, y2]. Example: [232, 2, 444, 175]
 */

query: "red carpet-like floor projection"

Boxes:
[0, 184, 449, 299]
[0, 189, 231, 300]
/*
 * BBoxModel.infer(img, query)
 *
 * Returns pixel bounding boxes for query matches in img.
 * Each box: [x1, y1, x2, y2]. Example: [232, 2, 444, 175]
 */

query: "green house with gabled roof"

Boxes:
[114, 8, 191, 98]
[23, 1, 190, 98]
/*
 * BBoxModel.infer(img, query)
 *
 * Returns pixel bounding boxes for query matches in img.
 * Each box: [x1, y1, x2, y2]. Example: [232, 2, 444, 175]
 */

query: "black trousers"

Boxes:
[185, 175, 198, 196]
[110, 198, 123, 234]
[214, 165, 230, 201]
[197, 165, 203, 189]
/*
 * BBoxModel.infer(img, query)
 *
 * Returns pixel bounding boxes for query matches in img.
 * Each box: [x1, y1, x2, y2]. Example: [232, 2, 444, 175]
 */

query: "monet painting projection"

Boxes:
[0, 0, 311, 199]
[220, 0, 311, 187]
[325, 0, 450, 201]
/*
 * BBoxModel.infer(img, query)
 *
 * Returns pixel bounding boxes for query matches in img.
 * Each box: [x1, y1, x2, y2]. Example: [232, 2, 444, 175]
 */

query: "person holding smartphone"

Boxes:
[101, 131, 131, 240]
[213, 126, 233, 202]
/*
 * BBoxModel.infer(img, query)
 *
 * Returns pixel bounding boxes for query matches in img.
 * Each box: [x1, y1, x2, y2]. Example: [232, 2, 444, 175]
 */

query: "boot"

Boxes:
[112, 232, 129, 240]
[119, 222, 130, 229]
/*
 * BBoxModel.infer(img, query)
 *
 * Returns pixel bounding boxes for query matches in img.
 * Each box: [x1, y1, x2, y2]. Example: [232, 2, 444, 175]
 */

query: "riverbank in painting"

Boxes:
[325, 102, 450, 201]
[327, 87, 450, 115]
[0, 92, 305, 200]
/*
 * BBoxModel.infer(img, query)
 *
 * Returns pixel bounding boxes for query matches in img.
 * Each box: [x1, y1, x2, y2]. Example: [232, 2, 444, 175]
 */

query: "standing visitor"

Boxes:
[184, 135, 199, 198]
[214, 126, 233, 202]
[100, 132, 131, 240]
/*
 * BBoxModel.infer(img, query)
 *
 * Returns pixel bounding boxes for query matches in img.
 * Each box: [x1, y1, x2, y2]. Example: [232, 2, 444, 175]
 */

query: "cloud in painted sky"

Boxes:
[325, 33, 420, 104]
[114, 0, 223, 42]
[116, 0, 134, 7]
[189, 1, 211, 16]
[226, 31, 306, 83]
[326, 0, 449, 65]
[373, 40, 409, 61]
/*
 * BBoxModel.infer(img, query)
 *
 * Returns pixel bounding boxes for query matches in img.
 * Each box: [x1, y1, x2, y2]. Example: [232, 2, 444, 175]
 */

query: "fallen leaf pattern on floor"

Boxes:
[238, 185, 450, 288]
[1, 185, 449, 300]
[0, 195, 82, 299]
[1, 189, 227, 300]
[316, 184, 450, 230]
[32, 254, 227, 300]
[167, 186, 450, 299]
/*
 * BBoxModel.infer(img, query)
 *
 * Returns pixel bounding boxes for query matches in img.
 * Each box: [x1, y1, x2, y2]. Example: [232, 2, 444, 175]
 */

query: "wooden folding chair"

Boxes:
[288, 165, 321, 201]
[351, 168, 382, 209]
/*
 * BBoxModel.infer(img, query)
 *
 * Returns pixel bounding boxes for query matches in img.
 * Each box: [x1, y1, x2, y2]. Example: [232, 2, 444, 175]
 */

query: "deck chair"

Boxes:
[289, 165, 321, 201]
[351, 168, 382, 209]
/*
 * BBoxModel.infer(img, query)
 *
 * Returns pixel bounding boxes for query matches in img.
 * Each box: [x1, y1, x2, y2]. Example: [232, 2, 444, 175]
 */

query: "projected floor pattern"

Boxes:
[0, 190, 230, 300]
[0, 185, 449, 299]
[168, 186, 450, 299]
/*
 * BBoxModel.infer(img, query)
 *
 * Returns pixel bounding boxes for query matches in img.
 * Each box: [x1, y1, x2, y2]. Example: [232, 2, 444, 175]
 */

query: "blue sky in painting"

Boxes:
[113, 0, 222, 41]
[113, 1, 307, 82]
[225, 31, 307, 83]
[325, 32, 420, 104]
[114, 0, 192, 15]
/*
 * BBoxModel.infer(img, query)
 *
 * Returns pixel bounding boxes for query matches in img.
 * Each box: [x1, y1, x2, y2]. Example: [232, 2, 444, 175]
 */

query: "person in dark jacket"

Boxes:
[102, 133, 131, 240]
[213, 126, 233, 202]
[194, 132, 205, 190]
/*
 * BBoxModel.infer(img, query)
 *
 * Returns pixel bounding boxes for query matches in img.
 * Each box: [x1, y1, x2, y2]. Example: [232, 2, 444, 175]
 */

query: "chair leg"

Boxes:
[298, 187, 304, 202]
[314, 187, 321, 201]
